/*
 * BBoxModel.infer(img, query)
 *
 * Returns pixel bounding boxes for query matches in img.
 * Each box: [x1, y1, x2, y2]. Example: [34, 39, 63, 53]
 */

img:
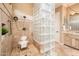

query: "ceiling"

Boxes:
[55, 3, 75, 8]
[55, 3, 62, 8]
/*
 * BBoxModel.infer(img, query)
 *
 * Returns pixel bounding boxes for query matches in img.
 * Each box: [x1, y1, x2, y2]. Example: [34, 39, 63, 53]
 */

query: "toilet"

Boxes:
[18, 36, 29, 49]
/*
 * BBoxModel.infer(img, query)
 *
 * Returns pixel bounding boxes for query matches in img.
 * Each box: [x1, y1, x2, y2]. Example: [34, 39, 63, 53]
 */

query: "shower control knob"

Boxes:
[23, 16, 26, 18]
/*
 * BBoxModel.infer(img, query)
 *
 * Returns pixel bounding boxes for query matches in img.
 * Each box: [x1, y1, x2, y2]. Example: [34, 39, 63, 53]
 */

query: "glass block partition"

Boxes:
[33, 3, 55, 56]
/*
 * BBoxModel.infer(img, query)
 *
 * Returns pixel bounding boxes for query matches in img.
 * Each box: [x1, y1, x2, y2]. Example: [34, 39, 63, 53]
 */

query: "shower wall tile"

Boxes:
[12, 20, 32, 48]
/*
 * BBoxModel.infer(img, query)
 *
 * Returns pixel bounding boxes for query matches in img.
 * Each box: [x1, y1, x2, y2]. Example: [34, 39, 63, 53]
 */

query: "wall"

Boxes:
[12, 3, 33, 48]
[13, 3, 33, 16]
[55, 4, 69, 43]
[0, 3, 13, 56]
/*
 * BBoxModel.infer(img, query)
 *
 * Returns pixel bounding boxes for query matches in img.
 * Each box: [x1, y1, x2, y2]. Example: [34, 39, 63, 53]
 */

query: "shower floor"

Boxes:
[11, 43, 40, 56]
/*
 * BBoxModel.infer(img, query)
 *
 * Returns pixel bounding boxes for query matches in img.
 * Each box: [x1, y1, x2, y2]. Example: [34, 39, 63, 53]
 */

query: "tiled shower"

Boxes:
[0, 3, 56, 56]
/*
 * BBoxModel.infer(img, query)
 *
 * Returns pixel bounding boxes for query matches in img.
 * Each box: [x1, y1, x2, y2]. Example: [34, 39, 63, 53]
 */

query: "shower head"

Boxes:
[13, 16, 18, 22]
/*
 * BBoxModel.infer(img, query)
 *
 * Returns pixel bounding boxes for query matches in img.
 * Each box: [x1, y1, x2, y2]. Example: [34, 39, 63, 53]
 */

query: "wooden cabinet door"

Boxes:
[64, 34, 72, 46]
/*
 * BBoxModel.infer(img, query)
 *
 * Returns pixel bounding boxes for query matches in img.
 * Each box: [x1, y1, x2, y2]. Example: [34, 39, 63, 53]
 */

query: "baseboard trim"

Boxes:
[64, 44, 79, 50]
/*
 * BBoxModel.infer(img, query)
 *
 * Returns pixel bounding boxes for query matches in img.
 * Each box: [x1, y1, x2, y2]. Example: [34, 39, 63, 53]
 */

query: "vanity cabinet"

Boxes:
[63, 32, 79, 50]
[64, 34, 72, 46]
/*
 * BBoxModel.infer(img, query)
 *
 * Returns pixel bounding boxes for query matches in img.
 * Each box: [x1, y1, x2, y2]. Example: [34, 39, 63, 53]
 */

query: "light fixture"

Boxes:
[70, 10, 75, 15]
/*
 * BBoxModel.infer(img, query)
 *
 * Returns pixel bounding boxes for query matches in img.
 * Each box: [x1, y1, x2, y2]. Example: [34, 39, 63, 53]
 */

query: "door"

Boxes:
[54, 12, 60, 42]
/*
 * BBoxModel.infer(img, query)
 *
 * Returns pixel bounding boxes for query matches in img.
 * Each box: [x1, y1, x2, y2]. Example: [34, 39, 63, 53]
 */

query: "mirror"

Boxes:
[67, 4, 79, 32]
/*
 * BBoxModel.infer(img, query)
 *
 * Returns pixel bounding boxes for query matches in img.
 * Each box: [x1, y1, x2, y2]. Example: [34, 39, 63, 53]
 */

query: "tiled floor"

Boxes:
[11, 43, 40, 56]
[11, 41, 79, 56]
